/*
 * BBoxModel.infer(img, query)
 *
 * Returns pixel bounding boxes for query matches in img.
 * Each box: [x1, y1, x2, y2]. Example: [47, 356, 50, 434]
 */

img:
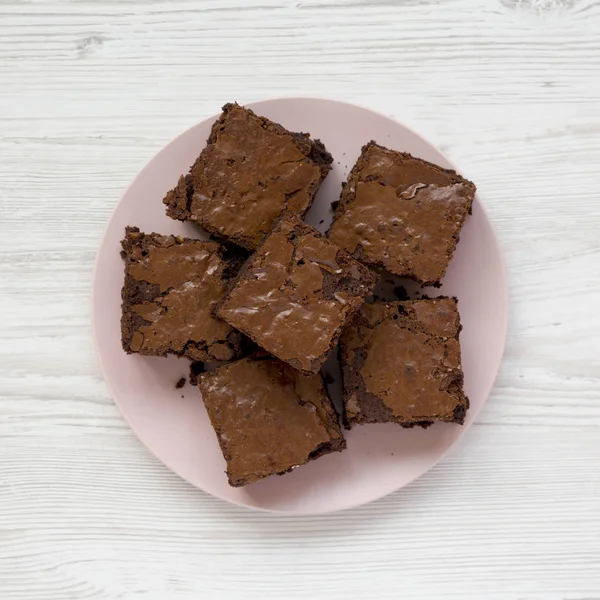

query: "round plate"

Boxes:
[92, 98, 508, 515]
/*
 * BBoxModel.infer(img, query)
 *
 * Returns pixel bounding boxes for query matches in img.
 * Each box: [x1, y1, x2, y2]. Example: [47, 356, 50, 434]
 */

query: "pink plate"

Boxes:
[92, 98, 508, 515]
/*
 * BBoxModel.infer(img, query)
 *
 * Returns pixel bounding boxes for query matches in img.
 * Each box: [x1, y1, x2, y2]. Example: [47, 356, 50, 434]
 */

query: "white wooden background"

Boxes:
[1, 0, 600, 598]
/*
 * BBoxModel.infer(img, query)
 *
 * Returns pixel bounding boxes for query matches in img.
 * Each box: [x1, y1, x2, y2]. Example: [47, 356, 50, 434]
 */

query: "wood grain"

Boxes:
[1, 0, 600, 598]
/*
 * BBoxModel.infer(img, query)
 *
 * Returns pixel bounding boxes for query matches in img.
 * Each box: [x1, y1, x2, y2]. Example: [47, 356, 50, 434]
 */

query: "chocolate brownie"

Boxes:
[339, 297, 468, 428]
[120, 227, 244, 362]
[217, 213, 377, 374]
[198, 355, 346, 487]
[163, 103, 333, 250]
[328, 142, 476, 286]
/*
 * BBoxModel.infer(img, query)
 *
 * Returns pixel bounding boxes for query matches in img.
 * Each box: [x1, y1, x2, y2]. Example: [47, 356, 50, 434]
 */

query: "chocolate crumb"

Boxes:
[175, 377, 186, 389]
[319, 219, 324, 224]
[331, 200, 340, 211]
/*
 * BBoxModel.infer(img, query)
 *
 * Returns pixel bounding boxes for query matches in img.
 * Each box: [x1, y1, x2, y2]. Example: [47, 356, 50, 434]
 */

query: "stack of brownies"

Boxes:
[121, 103, 476, 487]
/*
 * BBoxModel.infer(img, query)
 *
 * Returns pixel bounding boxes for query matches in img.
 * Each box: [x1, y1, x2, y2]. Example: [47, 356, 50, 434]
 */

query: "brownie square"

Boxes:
[339, 297, 469, 428]
[163, 103, 333, 250]
[328, 142, 476, 286]
[217, 213, 377, 374]
[120, 227, 244, 362]
[198, 355, 346, 487]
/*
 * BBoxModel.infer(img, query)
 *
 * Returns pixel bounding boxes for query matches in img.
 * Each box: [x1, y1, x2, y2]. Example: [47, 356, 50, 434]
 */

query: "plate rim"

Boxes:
[91, 96, 509, 515]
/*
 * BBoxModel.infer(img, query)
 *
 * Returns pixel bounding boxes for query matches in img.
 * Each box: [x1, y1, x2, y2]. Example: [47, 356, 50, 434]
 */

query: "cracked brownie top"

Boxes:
[216, 213, 376, 374]
[163, 103, 333, 250]
[120, 226, 245, 362]
[328, 141, 475, 286]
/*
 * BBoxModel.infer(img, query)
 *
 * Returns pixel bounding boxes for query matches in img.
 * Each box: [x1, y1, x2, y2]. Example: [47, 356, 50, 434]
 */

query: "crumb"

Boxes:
[331, 200, 340, 211]
[189, 361, 207, 386]
[181, 395, 184, 398]
[319, 219, 324, 224]
[175, 377, 186, 389]
[393, 285, 408, 301]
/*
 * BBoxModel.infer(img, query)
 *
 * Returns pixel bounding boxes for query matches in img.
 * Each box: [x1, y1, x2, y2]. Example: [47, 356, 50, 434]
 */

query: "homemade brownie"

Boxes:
[339, 297, 468, 428]
[163, 103, 333, 250]
[217, 213, 377, 374]
[120, 227, 244, 362]
[198, 355, 346, 487]
[328, 142, 476, 286]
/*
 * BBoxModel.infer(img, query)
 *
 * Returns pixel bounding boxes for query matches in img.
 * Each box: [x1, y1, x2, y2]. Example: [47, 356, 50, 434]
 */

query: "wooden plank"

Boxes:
[1, 0, 599, 598]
